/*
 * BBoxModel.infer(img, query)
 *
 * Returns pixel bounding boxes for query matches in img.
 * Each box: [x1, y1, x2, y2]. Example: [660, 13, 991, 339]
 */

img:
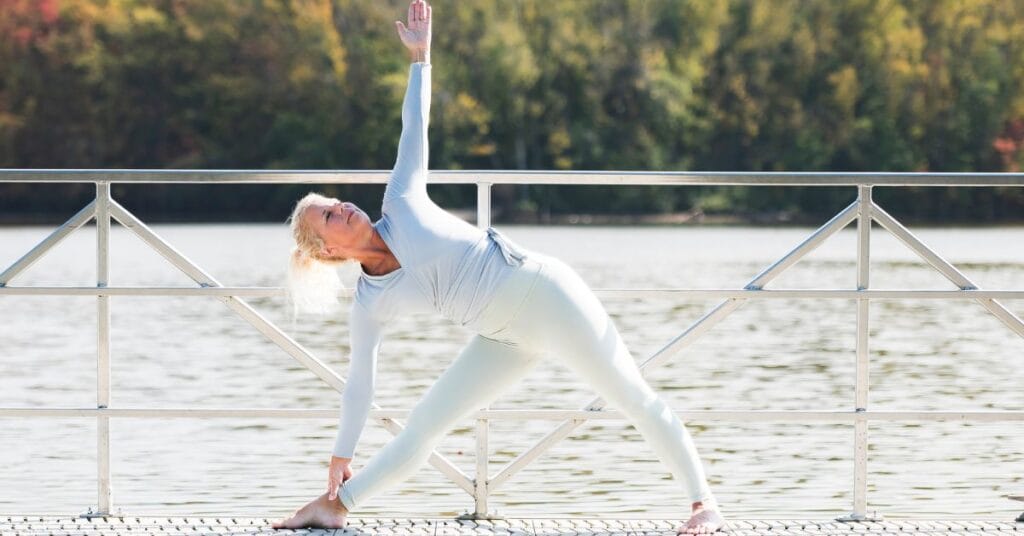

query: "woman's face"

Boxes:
[301, 199, 372, 259]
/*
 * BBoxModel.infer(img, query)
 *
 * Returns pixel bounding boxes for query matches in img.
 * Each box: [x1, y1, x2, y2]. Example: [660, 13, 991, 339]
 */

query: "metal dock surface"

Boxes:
[1, 517, 1022, 535]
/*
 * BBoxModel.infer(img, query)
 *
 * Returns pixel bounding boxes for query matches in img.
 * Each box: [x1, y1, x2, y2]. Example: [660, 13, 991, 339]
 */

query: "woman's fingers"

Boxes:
[327, 476, 339, 500]
[403, 0, 429, 28]
[416, 0, 428, 23]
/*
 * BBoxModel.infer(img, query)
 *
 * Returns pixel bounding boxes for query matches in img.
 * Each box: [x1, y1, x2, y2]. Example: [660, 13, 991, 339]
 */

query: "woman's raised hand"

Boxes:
[326, 455, 354, 503]
[396, 0, 431, 63]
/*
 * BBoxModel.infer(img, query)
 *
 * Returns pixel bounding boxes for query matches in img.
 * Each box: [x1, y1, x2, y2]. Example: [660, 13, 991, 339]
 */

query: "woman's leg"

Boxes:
[338, 335, 539, 510]
[525, 259, 715, 505]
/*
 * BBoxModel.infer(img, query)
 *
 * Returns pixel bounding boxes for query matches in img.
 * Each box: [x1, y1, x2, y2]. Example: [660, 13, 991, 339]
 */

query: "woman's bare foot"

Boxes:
[677, 500, 726, 534]
[271, 491, 348, 529]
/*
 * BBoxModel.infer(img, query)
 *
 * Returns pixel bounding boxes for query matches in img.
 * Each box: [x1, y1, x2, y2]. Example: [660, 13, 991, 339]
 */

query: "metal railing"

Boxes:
[1, 170, 1023, 521]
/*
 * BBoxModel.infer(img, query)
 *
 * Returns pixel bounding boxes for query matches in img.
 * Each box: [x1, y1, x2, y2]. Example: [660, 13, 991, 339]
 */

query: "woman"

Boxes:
[272, 1, 725, 533]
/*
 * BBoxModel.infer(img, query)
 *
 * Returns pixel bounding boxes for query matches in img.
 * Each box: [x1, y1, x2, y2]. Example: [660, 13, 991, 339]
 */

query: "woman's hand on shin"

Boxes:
[395, 0, 431, 63]
[327, 455, 354, 502]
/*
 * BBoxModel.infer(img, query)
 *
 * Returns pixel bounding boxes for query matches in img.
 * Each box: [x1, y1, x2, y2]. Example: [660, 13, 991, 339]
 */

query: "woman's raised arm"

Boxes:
[385, 0, 432, 202]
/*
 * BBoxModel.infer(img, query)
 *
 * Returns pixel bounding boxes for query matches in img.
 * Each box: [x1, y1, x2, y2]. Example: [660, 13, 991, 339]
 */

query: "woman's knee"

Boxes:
[579, 373, 661, 421]
[556, 338, 663, 415]
[402, 408, 451, 445]
[386, 424, 442, 469]
[618, 387, 667, 418]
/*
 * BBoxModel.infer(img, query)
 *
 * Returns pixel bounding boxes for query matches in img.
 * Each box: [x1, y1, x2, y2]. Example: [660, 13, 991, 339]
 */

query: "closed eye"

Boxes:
[324, 210, 331, 223]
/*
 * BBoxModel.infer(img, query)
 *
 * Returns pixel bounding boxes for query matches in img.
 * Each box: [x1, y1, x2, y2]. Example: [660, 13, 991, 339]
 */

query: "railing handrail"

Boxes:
[1, 169, 1024, 186]
[2, 170, 1022, 521]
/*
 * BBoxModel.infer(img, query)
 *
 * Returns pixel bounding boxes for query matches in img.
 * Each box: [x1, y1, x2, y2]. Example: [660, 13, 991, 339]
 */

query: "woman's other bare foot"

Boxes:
[677, 500, 726, 534]
[271, 491, 348, 529]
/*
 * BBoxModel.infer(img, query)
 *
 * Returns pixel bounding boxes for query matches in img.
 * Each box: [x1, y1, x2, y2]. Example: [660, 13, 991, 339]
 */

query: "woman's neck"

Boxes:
[358, 230, 401, 276]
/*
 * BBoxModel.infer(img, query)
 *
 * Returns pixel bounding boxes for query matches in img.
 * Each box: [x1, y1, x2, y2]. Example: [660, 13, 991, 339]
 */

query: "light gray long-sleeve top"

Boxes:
[333, 63, 526, 459]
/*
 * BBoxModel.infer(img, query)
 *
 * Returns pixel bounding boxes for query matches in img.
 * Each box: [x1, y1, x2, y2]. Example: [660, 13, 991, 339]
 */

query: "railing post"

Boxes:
[855, 185, 871, 518]
[476, 182, 492, 230]
[474, 418, 490, 517]
[470, 182, 495, 518]
[842, 184, 879, 521]
[92, 182, 114, 517]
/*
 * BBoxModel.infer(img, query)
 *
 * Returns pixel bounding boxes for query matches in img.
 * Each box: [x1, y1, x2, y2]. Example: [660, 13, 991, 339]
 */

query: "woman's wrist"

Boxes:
[411, 48, 430, 64]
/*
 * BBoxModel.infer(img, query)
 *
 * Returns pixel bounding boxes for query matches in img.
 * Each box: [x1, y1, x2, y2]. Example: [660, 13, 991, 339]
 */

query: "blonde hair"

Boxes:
[285, 192, 351, 317]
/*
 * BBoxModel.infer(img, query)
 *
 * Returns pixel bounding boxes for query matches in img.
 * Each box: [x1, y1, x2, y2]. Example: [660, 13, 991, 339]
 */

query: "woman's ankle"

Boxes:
[691, 497, 718, 512]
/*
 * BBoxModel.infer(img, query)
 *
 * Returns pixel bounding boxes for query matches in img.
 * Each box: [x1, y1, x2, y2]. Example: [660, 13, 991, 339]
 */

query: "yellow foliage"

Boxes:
[129, 5, 166, 27]
[290, 63, 316, 86]
[827, 66, 858, 117]
[293, 0, 347, 81]
[548, 126, 571, 155]
[452, 93, 491, 136]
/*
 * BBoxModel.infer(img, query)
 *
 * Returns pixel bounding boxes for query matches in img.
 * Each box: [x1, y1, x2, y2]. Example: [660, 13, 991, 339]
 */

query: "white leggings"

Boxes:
[339, 254, 714, 510]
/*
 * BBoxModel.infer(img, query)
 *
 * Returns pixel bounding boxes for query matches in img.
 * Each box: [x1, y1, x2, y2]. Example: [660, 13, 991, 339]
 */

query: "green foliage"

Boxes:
[1, 0, 1023, 223]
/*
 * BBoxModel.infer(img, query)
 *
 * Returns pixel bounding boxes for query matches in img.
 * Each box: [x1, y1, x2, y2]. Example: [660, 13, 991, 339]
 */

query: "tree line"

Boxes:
[1, 0, 1023, 224]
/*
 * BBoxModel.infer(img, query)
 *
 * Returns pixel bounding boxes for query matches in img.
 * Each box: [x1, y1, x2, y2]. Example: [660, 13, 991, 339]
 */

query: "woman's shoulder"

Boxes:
[353, 277, 384, 309]
[352, 274, 403, 322]
[382, 183, 432, 213]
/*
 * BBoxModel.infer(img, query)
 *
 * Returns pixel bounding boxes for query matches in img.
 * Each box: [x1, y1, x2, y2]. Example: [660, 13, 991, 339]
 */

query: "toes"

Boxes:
[679, 519, 720, 535]
[273, 514, 303, 529]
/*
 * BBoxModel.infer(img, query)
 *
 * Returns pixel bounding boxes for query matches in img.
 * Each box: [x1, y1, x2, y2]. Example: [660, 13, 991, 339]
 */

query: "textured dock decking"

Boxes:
[1, 517, 1022, 536]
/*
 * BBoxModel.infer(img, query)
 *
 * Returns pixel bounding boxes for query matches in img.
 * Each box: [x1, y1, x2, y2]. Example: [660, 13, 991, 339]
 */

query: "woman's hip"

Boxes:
[481, 254, 610, 350]
[472, 256, 546, 339]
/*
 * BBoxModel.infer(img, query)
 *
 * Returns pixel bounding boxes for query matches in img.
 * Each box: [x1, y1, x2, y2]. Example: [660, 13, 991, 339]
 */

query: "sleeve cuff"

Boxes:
[333, 443, 354, 459]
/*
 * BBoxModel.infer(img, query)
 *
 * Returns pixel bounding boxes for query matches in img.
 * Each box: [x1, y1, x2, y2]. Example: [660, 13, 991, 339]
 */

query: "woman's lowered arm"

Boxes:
[327, 302, 382, 501]
[332, 302, 382, 458]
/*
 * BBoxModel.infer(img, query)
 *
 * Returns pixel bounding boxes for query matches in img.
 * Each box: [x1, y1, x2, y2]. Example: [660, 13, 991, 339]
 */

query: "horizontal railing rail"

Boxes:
[1, 170, 1021, 521]
[1, 407, 1022, 422]
[3, 287, 1024, 300]
[2, 169, 1024, 185]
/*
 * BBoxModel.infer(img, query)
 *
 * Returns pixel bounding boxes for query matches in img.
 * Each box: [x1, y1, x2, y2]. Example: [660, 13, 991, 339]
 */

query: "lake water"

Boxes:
[0, 222, 1022, 520]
